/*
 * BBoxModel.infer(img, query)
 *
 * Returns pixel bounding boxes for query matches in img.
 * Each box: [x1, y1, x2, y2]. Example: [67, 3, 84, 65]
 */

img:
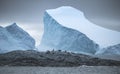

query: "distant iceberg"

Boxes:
[0, 23, 35, 53]
[95, 44, 120, 61]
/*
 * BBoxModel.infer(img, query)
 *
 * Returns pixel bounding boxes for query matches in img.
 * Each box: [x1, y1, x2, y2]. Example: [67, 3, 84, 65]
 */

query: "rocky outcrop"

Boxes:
[0, 50, 120, 66]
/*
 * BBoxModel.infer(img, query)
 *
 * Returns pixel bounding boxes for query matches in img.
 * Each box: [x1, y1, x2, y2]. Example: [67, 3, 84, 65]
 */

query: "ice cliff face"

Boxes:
[39, 7, 99, 54]
[0, 23, 35, 53]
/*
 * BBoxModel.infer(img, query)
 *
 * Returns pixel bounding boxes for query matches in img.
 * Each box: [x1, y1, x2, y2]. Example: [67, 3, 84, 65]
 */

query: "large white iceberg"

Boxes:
[39, 6, 99, 54]
[39, 6, 120, 54]
[46, 6, 120, 47]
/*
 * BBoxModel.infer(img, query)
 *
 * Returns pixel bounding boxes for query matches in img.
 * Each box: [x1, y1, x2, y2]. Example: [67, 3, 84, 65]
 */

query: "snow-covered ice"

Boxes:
[46, 6, 120, 48]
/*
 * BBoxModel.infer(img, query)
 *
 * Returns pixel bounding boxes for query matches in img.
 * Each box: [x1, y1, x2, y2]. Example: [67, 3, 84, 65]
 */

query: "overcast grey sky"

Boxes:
[0, 0, 120, 45]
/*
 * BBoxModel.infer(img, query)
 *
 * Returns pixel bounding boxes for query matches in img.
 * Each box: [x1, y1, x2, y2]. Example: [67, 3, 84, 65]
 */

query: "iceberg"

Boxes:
[39, 6, 120, 54]
[39, 6, 101, 54]
[45, 6, 120, 48]
[0, 23, 35, 53]
[95, 44, 120, 61]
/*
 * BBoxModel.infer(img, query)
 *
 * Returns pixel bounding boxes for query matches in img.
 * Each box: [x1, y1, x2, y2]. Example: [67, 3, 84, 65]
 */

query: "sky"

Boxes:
[0, 0, 120, 46]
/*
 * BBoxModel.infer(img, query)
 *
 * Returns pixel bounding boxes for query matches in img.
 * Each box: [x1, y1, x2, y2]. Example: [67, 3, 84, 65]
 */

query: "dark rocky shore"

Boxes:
[0, 50, 120, 66]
